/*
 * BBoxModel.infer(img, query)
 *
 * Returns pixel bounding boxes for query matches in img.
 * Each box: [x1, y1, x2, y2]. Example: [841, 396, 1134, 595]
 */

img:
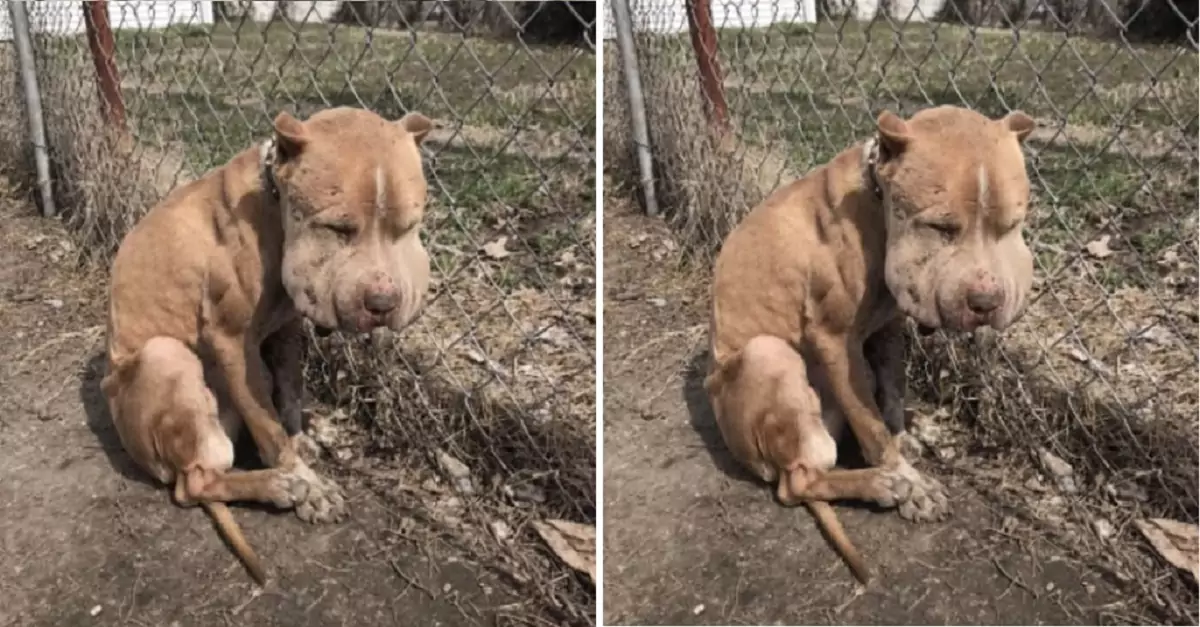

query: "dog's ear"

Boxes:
[875, 110, 911, 161]
[998, 110, 1035, 143]
[397, 112, 435, 146]
[272, 111, 309, 162]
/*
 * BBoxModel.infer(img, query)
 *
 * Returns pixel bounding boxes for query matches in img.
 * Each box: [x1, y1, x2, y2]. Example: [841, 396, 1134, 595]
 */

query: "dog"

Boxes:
[102, 106, 435, 583]
[706, 105, 1036, 583]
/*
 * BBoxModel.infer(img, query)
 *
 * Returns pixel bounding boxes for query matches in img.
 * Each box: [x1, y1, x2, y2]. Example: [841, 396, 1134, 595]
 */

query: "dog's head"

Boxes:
[267, 107, 434, 335]
[873, 105, 1036, 333]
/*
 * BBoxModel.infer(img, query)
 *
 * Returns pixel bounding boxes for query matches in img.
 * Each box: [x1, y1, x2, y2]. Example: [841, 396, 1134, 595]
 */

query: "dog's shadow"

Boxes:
[680, 349, 887, 514]
[81, 351, 288, 515]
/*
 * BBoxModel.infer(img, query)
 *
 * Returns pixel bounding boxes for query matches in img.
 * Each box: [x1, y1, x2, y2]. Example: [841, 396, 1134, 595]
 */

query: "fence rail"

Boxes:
[605, 0, 1197, 621]
[1, 1, 596, 623]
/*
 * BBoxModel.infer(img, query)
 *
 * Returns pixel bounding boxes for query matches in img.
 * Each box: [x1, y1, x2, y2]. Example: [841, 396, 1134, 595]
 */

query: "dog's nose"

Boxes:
[364, 289, 399, 315]
[966, 286, 1002, 315]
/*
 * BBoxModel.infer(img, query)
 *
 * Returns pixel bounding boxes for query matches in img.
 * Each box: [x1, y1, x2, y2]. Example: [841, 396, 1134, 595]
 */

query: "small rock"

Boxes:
[1105, 480, 1148, 503]
[504, 483, 546, 505]
[692, 604, 705, 615]
[1093, 517, 1115, 541]
[1037, 448, 1078, 494]
[490, 520, 513, 543]
[421, 478, 444, 494]
[1136, 324, 1175, 347]
[1084, 235, 1114, 258]
[536, 325, 573, 349]
[442, 583, 452, 593]
[436, 450, 475, 495]
[1024, 476, 1046, 492]
[1045, 582, 1056, 592]
[480, 236, 511, 259]
[44, 298, 63, 309]
[89, 605, 102, 617]
[307, 414, 340, 450]
[936, 446, 957, 461]
[647, 298, 666, 307]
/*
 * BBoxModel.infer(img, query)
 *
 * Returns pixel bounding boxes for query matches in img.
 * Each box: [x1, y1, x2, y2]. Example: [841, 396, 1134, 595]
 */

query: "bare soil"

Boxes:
[600, 195, 1131, 626]
[0, 191, 520, 626]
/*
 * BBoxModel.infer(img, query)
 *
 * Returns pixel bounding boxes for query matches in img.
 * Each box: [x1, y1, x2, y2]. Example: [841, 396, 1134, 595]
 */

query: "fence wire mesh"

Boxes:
[606, 0, 1196, 621]
[2, 1, 595, 622]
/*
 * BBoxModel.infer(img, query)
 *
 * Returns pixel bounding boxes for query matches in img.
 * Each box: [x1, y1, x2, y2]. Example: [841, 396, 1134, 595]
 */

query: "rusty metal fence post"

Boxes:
[83, 0, 127, 131]
[684, 0, 728, 134]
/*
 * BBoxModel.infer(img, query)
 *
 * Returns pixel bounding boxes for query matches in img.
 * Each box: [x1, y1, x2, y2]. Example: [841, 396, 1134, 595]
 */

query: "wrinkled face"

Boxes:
[271, 107, 434, 334]
[877, 107, 1036, 333]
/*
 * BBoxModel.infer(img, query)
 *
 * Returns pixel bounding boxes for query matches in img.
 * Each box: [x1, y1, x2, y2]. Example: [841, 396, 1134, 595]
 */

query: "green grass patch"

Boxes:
[112, 20, 595, 168]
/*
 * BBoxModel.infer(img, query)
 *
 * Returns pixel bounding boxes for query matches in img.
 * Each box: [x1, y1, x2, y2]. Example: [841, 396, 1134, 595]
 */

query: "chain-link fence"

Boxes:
[605, 0, 1196, 621]
[1, 1, 595, 622]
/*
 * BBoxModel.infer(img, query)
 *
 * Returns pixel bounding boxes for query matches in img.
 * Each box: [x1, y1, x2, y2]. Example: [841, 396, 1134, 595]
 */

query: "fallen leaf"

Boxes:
[481, 236, 511, 259]
[533, 519, 595, 584]
[1136, 518, 1198, 580]
[1085, 235, 1114, 258]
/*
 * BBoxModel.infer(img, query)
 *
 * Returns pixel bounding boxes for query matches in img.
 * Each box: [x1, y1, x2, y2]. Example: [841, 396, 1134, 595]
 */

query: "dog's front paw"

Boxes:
[293, 472, 348, 524]
[264, 472, 313, 509]
[872, 469, 913, 508]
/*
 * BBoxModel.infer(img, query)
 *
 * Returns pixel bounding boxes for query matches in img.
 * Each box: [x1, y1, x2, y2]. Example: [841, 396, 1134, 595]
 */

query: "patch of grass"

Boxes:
[707, 20, 1196, 128]
[113, 21, 595, 145]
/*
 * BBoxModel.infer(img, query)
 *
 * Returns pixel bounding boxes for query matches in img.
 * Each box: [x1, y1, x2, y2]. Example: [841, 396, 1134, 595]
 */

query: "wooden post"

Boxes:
[83, 0, 127, 130]
[684, 0, 728, 133]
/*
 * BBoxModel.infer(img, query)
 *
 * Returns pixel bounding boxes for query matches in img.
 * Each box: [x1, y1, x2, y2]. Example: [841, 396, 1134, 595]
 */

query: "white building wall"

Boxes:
[0, 2, 215, 42]
[603, 0, 948, 37]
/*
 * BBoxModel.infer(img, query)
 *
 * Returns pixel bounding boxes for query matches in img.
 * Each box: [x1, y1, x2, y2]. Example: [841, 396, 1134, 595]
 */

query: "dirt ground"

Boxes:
[600, 196, 1132, 626]
[0, 191, 528, 626]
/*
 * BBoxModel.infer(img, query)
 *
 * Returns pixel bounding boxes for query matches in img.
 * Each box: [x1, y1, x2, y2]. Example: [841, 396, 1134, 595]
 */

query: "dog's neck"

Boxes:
[855, 136, 901, 333]
[243, 136, 298, 333]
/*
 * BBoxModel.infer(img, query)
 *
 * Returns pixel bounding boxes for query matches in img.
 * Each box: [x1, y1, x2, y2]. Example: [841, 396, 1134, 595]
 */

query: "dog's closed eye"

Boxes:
[319, 221, 359, 239]
[922, 220, 961, 240]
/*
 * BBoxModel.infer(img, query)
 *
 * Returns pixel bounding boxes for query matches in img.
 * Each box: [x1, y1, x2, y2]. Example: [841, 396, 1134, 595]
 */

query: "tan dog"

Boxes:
[707, 105, 1036, 583]
[102, 107, 434, 583]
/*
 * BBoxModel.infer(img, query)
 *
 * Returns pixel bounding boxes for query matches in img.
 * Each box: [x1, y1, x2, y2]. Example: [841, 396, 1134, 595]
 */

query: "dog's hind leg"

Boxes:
[107, 337, 310, 583]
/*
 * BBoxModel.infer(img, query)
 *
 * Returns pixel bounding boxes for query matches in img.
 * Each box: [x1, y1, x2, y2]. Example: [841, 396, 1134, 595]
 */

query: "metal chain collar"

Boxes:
[259, 136, 280, 201]
[863, 135, 883, 199]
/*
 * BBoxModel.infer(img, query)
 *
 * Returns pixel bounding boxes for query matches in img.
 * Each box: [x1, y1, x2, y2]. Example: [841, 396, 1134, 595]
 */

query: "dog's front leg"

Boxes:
[809, 329, 949, 522]
[863, 318, 906, 436]
[262, 318, 305, 436]
[209, 332, 347, 523]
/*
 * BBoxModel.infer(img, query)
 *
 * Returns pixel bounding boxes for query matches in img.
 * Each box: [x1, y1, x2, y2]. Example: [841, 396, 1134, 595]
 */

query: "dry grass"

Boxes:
[1, 14, 595, 626]
[607, 14, 1197, 624]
